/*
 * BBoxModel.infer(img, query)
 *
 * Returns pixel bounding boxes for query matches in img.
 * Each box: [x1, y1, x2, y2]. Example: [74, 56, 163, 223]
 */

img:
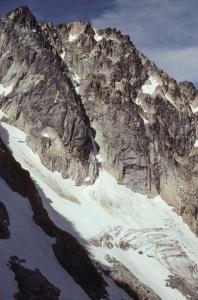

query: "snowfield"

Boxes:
[1, 120, 198, 300]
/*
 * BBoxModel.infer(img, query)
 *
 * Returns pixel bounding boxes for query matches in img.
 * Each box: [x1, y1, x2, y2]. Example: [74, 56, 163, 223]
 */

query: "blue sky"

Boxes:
[0, 0, 197, 86]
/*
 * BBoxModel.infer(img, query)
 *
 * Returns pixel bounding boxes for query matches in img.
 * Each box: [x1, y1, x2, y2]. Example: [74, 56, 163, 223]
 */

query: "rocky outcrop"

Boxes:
[0, 137, 107, 300]
[9, 256, 60, 300]
[0, 201, 10, 239]
[105, 255, 161, 300]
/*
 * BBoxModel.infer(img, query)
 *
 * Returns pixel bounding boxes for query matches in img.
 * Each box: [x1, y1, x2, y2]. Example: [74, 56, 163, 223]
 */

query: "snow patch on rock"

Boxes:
[60, 51, 65, 60]
[165, 93, 174, 104]
[142, 76, 162, 95]
[0, 109, 8, 120]
[0, 84, 13, 96]
[73, 73, 80, 84]
[96, 154, 103, 163]
[194, 139, 198, 148]
[93, 28, 103, 41]
[190, 105, 198, 113]
[69, 33, 79, 42]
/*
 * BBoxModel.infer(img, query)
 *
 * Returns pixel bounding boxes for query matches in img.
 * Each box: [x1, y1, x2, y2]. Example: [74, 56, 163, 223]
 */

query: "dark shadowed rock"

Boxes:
[0, 201, 10, 239]
[9, 256, 60, 300]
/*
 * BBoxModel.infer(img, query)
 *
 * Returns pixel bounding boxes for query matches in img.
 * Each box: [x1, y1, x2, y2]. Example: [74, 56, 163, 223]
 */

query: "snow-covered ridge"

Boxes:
[1, 121, 198, 300]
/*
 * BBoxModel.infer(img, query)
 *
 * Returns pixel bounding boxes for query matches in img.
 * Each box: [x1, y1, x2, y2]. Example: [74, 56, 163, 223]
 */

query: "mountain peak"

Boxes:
[6, 5, 37, 28]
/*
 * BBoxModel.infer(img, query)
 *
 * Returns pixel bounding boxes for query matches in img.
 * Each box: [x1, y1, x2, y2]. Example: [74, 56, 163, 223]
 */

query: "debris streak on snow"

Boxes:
[1, 122, 198, 300]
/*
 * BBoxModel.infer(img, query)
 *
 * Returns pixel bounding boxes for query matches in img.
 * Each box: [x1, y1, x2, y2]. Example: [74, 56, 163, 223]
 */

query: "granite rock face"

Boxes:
[0, 5, 197, 236]
[0, 6, 97, 183]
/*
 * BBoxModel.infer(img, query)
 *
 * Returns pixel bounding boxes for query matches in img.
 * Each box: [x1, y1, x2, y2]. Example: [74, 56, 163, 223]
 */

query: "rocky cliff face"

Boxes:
[0, 6, 197, 235]
[0, 6, 98, 184]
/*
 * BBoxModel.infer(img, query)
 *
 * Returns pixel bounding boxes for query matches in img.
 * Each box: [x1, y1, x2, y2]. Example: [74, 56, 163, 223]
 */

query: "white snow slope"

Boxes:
[1, 120, 198, 300]
[0, 179, 89, 300]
